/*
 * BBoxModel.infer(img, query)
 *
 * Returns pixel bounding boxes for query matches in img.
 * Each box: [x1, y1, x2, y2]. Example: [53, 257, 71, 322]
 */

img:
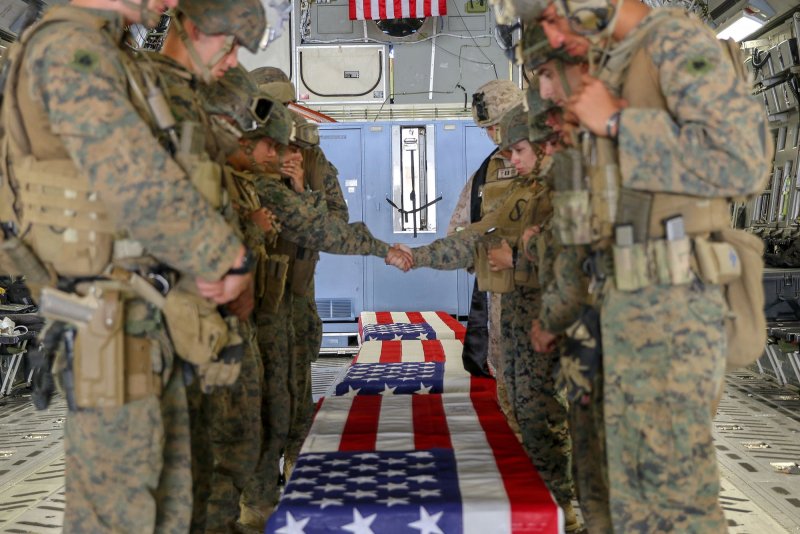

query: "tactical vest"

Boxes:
[479, 154, 519, 219]
[469, 148, 497, 223]
[0, 9, 131, 277]
[586, 12, 736, 247]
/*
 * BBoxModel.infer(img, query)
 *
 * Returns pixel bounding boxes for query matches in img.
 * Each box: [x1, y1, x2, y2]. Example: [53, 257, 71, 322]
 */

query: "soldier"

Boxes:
[450, 81, 523, 390]
[139, 1, 267, 531]
[249, 66, 347, 479]
[510, 0, 771, 530]
[0, 0, 254, 531]
[200, 69, 411, 532]
[391, 103, 579, 531]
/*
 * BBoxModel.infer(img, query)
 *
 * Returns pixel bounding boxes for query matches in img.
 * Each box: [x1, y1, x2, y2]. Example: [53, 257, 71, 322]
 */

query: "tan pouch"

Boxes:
[162, 290, 229, 366]
[666, 237, 693, 285]
[124, 335, 159, 402]
[694, 236, 742, 285]
[476, 244, 514, 293]
[551, 190, 592, 245]
[262, 254, 289, 314]
[717, 228, 766, 371]
[612, 243, 648, 291]
[73, 290, 125, 408]
[176, 153, 223, 210]
[291, 249, 319, 297]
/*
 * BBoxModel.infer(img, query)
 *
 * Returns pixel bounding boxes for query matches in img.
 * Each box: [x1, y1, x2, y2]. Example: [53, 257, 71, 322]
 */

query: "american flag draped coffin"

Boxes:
[336, 340, 494, 396]
[359, 311, 466, 342]
[267, 392, 563, 533]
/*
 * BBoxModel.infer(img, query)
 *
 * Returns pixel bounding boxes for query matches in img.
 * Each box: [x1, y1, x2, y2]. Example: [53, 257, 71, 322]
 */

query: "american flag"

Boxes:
[361, 323, 437, 342]
[348, 0, 447, 21]
[269, 393, 563, 533]
[345, 340, 495, 395]
[359, 311, 466, 342]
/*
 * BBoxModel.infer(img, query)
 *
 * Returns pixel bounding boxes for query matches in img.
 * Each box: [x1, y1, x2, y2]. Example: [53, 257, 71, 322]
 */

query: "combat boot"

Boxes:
[563, 501, 584, 533]
[235, 503, 272, 534]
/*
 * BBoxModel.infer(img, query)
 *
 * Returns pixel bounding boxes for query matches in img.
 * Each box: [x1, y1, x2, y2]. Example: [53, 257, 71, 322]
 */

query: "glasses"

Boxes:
[472, 92, 490, 123]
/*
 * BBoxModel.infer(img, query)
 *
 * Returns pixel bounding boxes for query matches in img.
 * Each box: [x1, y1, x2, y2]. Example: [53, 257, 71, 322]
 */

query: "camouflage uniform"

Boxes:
[285, 145, 350, 473]
[521, 3, 770, 530]
[1, 5, 247, 532]
[142, 1, 267, 526]
[412, 106, 573, 509]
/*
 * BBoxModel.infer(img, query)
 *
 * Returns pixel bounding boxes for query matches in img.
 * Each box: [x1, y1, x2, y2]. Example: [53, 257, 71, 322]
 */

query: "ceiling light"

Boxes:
[716, 10, 766, 42]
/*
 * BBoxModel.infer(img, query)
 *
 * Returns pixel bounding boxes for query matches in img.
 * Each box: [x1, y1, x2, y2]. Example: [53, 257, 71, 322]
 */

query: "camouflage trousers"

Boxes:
[63, 360, 191, 533]
[285, 292, 322, 469]
[569, 366, 612, 533]
[600, 283, 727, 533]
[241, 294, 295, 512]
[501, 286, 573, 508]
[188, 322, 263, 533]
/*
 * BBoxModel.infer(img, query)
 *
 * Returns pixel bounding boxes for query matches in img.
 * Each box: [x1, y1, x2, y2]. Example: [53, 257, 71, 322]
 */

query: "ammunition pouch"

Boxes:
[0, 234, 54, 286]
[175, 151, 223, 210]
[475, 235, 514, 293]
[551, 190, 592, 245]
[196, 315, 244, 392]
[261, 254, 290, 314]
[290, 247, 319, 297]
[162, 289, 229, 366]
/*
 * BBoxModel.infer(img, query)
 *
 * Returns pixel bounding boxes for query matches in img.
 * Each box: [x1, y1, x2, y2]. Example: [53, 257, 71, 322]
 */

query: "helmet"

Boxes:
[250, 67, 296, 104]
[497, 103, 531, 151]
[290, 113, 319, 149]
[250, 66, 290, 84]
[179, 0, 267, 54]
[489, 0, 549, 24]
[254, 102, 295, 145]
[201, 66, 276, 137]
[471, 80, 524, 127]
[553, 0, 619, 39]
[527, 89, 557, 144]
[519, 24, 584, 71]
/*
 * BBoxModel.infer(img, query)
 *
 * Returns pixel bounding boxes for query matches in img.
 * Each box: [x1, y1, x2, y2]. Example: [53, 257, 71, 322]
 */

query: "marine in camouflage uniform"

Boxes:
[0, 1, 252, 531]
[251, 68, 349, 476]
[517, 0, 771, 530]
[142, 1, 267, 531]
[202, 71, 397, 532]
[410, 104, 575, 517]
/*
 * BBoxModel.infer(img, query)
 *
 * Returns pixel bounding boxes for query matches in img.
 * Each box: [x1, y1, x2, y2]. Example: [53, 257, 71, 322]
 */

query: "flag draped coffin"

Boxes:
[336, 340, 494, 395]
[348, 0, 447, 21]
[359, 311, 466, 342]
[267, 392, 563, 533]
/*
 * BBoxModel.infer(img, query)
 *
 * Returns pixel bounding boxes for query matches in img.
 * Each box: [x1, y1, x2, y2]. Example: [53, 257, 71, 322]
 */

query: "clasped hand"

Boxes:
[385, 243, 414, 272]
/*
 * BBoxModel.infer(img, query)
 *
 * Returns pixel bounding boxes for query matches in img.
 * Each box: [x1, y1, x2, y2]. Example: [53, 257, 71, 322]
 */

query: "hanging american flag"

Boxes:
[343, 340, 495, 395]
[359, 311, 466, 342]
[348, 0, 447, 21]
[269, 393, 563, 534]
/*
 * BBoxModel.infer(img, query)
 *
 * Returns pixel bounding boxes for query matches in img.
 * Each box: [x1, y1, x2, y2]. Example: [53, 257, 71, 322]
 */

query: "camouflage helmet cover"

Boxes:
[471, 80, 524, 127]
[250, 66, 290, 85]
[250, 67, 296, 104]
[490, 0, 549, 24]
[179, 0, 267, 54]
[526, 89, 557, 144]
[290, 113, 319, 149]
[497, 102, 531, 151]
[519, 23, 583, 71]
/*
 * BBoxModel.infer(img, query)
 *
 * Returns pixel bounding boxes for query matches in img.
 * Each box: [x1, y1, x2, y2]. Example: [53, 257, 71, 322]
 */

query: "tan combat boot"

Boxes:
[235, 503, 272, 534]
[563, 501, 584, 533]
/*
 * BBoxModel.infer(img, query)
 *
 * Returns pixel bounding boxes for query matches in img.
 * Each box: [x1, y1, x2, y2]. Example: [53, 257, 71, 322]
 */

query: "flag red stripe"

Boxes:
[470, 376, 497, 395]
[393, 0, 403, 21]
[470, 391, 560, 533]
[436, 311, 466, 341]
[422, 340, 446, 362]
[405, 311, 425, 323]
[338, 395, 382, 451]
[438, 0, 447, 16]
[363, 0, 372, 19]
[375, 311, 394, 324]
[412, 394, 453, 449]
[379, 340, 403, 363]
[378, 0, 387, 21]
[349, 0, 357, 20]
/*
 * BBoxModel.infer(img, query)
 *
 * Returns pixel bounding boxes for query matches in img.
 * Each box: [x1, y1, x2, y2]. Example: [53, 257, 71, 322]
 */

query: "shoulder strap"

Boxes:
[470, 148, 499, 223]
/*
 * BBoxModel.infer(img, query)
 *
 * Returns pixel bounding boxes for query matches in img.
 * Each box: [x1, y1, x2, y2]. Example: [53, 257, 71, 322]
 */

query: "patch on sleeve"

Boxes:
[685, 55, 716, 76]
[70, 50, 99, 72]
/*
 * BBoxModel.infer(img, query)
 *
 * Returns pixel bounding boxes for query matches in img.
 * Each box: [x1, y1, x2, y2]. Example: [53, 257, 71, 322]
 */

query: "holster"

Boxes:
[261, 254, 290, 314]
[290, 248, 319, 297]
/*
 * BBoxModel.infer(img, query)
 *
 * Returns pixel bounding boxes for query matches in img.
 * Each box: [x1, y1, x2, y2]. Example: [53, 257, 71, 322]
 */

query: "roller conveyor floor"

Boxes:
[0, 367, 798, 533]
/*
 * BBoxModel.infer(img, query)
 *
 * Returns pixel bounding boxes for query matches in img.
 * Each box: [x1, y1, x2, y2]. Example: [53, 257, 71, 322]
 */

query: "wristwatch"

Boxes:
[606, 110, 621, 140]
[226, 248, 255, 275]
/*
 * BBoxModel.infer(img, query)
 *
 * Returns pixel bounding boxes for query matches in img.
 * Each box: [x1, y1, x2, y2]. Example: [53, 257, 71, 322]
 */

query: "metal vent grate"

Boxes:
[315, 298, 354, 321]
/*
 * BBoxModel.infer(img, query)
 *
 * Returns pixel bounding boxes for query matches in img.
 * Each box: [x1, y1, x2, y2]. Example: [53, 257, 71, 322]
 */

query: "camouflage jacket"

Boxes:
[254, 172, 389, 256]
[303, 146, 349, 223]
[12, 5, 241, 280]
[607, 9, 770, 197]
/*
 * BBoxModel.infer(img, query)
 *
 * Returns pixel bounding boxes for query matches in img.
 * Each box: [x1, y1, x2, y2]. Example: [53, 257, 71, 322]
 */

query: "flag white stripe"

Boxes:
[300, 397, 352, 454]
[442, 395, 513, 534]
[355, 0, 364, 20]
[370, 0, 380, 19]
[385, 0, 394, 20]
[375, 394, 414, 450]
[401, 0, 410, 18]
[415, 0, 425, 17]
[430, 0, 440, 16]
[420, 311, 454, 337]
[390, 311, 411, 323]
